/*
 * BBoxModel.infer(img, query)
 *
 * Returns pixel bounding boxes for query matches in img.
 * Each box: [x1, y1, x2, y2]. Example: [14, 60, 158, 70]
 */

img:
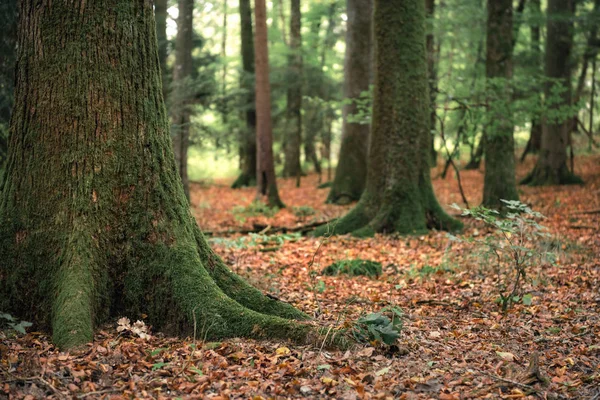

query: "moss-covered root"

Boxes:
[231, 173, 256, 189]
[193, 227, 309, 321]
[52, 230, 101, 349]
[312, 202, 371, 237]
[520, 164, 584, 186]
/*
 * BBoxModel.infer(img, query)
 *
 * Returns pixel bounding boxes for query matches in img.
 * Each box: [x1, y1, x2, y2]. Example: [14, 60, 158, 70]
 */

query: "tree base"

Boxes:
[231, 173, 256, 189]
[520, 164, 584, 186]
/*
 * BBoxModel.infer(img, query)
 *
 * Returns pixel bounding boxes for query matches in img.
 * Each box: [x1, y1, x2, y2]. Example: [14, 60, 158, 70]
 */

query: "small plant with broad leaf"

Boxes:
[352, 306, 403, 346]
[450, 200, 556, 311]
[0, 312, 32, 335]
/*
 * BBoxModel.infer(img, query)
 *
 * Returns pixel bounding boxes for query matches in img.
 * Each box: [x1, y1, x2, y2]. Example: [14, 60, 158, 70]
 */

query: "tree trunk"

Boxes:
[426, 0, 438, 166]
[326, 0, 372, 205]
[255, 0, 285, 207]
[171, 0, 194, 201]
[482, 0, 519, 209]
[232, 0, 258, 188]
[317, 0, 461, 236]
[155, 0, 169, 102]
[283, 0, 303, 184]
[0, 0, 17, 175]
[521, 0, 543, 162]
[0, 0, 314, 350]
[522, 0, 584, 185]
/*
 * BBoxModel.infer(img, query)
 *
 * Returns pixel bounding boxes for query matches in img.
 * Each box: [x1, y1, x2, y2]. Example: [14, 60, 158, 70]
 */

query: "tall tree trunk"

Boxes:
[255, 0, 285, 207]
[521, 0, 543, 162]
[326, 0, 372, 205]
[0, 0, 17, 175]
[232, 0, 258, 188]
[426, 0, 438, 166]
[283, 0, 303, 184]
[0, 0, 313, 350]
[155, 0, 169, 102]
[316, 0, 461, 236]
[482, 0, 519, 209]
[522, 0, 584, 185]
[171, 0, 194, 200]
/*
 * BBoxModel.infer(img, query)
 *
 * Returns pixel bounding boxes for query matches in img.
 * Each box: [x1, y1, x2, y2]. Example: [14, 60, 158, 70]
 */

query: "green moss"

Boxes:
[231, 173, 256, 189]
[322, 259, 382, 278]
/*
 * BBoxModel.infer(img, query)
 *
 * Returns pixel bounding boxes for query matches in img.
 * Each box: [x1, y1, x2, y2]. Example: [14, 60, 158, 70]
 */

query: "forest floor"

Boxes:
[2, 154, 599, 399]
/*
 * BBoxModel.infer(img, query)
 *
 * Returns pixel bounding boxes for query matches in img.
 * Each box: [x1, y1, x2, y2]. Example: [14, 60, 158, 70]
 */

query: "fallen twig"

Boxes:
[203, 219, 335, 236]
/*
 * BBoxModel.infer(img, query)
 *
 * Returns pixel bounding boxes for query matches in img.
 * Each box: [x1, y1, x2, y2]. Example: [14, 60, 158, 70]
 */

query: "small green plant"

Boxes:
[291, 205, 316, 218]
[232, 201, 279, 222]
[322, 259, 382, 278]
[450, 200, 556, 311]
[352, 306, 403, 346]
[0, 312, 32, 334]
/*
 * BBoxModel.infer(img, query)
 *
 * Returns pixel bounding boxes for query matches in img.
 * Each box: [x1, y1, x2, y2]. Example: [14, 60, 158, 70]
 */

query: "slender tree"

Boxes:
[0, 0, 317, 350]
[482, 0, 519, 209]
[171, 0, 194, 200]
[326, 0, 372, 205]
[232, 0, 258, 188]
[155, 0, 169, 101]
[317, 0, 461, 235]
[0, 0, 17, 174]
[255, 0, 285, 207]
[522, 0, 583, 185]
[426, 0, 438, 165]
[283, 0, 304, 183]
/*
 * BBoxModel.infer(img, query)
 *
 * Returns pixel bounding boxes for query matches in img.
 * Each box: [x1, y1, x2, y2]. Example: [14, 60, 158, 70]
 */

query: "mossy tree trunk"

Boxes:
[171, 0, 194, 201]
[0, 0, 17, 174]
[317, 0, 461, 236]
[282, 0, 303, 183]
[232, 0, 258, 189]
[155, 0, 169, 102]
[326, 0, 372, 205]
[482, 0, 519, 209]
[0, 0, 315, 350]
[254, 0, 285, 207]
[521, 0, 583, 185]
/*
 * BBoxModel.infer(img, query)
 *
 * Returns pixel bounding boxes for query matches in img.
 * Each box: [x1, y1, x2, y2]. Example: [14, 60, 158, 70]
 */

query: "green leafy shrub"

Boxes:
[322, 259, 382, 278]
[232, 201, 279, 222]
[0, 312, 32, 334]
[450, 200, 556, 311]
[352, 306, 403, 346]
[291, 205, 316, 218]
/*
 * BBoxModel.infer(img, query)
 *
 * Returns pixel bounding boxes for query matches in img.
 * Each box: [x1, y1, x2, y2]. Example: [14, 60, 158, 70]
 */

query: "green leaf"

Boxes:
[152, 362, 168, 371]
[522, 294, 533, 306]
[150, 347, 168, 357]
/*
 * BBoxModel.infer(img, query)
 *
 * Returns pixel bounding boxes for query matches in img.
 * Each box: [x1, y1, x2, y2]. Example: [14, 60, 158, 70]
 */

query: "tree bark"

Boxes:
[0, 0, 17, 174]
[254, 0, 285, 207]
[522, 0, 584, 185]
[0, 0, 313, 350]
[482, 0, 519, 209]
[326, 0, 372, 205]
[232, 0, 258, 188]
[283, 0, 303, 184]
[171, 0, 194, 200]
[426, 0, 438, 166]
[155, 0, 169, 102]
[316, 0, 461, 236]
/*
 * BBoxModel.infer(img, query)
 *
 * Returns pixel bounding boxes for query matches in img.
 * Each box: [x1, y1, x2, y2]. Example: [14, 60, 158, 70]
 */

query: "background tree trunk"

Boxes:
[522, 0, 583, 185]
[0, 0, 17, 175]
[426, 0, 438, 166]
[283, 0, 303, 184]
[155, 0, 169, 102]
[0, 0, 309, 350]
[232, 0, 258, 188]
[326, 0, 372, 205]
[317, 0, 461, 236]
[171, 0, 194, 200]
[255, 0, 285, 207]
[482, 0, 519, 209]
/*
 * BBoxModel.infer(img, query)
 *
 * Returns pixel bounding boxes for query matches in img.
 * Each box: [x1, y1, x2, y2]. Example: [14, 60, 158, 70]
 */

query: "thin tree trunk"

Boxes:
[155, 0, 169, 103]
[326, 0, 372, 205]
[255, 0, 285, 207]
[316, 0, 461, 236]
[1, 0, 313, 351]
[522, 0, 584, 185]
[232, 0, 258, 188]
[426, 0, 438, 166]
[0, 0, 17, 173]
[171, 0, 194, 201]
[283, 0, 303, 184]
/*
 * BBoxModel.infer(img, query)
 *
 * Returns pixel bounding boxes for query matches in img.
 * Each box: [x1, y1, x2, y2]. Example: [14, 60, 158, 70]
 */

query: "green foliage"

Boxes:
[450, 200, 556, 311]
[208, 232, 301, 250]
[291, 205, 316, 218]
[0, 312, 32, 335]
[322, 259, 382, 278]
[344, 86, 373, 125]
[232, 201, 279, 221]
[352, 306, 403, 346]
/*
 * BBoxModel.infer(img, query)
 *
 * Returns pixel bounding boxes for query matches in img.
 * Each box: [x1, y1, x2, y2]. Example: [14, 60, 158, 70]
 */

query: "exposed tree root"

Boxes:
[520, 164, 584, 186]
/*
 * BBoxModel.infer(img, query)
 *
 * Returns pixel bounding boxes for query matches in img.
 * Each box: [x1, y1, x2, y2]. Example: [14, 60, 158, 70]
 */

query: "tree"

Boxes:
[155, 0, 169, 101]
[232, 0, 258, 188]
[317, 0, 461, 236]
[255, 0, 285, 207]
[0, 0, 317, 350]
[0, 0, 17, 176]
[482, 0, 519, 209]
[426, 0, 438, 166]
[522, 0, 583, 185]
[171, 0, 194, 200]
[282, 0, 304, 183]
[326, 0, 372, 205]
